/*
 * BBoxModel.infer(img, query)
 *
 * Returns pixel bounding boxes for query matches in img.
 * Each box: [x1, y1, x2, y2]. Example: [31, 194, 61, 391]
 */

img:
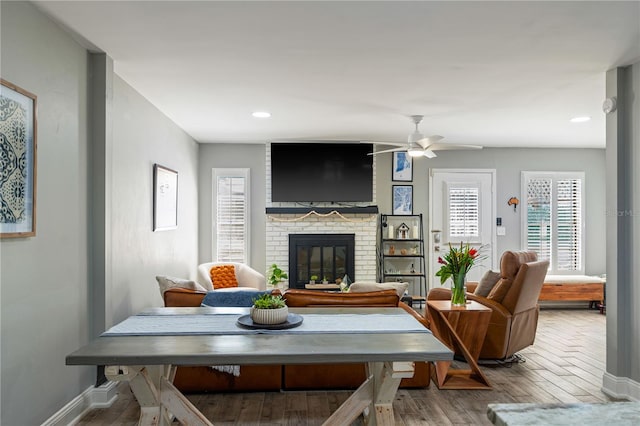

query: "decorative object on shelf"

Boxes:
[309, 275, 318, 285]
[392, 185, 413, 215]
[322, 276, 329, 284]
[436, 242, 483, 306]
[392, 151, 413, 181]
[387, 224, 394, 239]
[1, 79, 37, 238]
[153, 164, 178, 231]
[389, 245, 395, 255]
[507, 197, 519, 212]
[396, 222, 410, 239]
[250, 293, 289, 325]
[267, 263, 288, 288]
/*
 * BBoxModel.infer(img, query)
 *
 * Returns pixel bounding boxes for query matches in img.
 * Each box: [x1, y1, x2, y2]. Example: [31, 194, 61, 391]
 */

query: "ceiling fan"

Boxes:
[368, 115, 482, 158]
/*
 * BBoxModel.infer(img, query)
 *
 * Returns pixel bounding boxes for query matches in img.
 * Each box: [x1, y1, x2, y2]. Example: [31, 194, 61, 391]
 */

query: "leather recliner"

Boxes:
[427, 250, 549, 360]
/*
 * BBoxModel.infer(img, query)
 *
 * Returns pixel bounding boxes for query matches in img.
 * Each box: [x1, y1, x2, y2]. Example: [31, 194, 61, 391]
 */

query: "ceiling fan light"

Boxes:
[407, 147, 424, 157]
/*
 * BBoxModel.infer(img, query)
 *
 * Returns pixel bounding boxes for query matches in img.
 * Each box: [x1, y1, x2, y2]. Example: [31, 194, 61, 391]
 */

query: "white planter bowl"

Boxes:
[250, 306, 289, 325]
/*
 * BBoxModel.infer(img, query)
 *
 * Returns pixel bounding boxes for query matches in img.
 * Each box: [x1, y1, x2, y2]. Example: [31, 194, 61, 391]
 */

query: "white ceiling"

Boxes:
[34, 1, 640, 148]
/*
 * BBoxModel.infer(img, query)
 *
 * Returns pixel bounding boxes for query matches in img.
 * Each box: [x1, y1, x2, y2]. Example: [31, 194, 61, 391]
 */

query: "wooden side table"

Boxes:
[427, 300, 492, 389]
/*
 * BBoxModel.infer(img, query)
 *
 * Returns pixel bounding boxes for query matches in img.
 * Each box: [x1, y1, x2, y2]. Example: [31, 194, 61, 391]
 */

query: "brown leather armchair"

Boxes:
[427, 250, 549, 360]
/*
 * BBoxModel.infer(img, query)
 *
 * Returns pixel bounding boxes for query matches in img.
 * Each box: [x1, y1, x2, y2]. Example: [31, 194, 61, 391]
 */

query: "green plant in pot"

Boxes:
[309, 275, 318, 284]
[251, 293, 289, 325]
[267, 263, 288, 288]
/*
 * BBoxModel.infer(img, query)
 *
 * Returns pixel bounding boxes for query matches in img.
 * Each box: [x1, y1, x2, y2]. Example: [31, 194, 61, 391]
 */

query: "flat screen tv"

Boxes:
[271, 142, 373, 203]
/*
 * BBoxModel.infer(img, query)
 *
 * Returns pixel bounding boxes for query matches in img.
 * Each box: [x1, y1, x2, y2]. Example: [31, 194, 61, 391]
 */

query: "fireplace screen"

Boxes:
[289, 234, 355, 289]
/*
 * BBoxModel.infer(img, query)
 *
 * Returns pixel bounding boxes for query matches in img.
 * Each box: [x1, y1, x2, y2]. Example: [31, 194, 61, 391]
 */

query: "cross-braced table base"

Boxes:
[106, 361, 416, 426]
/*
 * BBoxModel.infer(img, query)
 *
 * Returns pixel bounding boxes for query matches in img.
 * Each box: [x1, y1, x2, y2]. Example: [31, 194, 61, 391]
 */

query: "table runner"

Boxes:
[102, 313, 430, 336]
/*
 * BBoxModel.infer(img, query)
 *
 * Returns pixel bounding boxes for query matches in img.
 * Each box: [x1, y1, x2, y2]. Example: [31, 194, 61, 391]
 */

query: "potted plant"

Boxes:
[251, 293, 288, 325]
[322, 275, 329, 284]
[267, 263, 288, 288]
[309, 275, 318, 284]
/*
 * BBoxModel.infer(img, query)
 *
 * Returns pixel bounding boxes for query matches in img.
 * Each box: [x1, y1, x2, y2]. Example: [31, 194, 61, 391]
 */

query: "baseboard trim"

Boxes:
[42, 381, 118, 426]
[602, 372, 640, 401]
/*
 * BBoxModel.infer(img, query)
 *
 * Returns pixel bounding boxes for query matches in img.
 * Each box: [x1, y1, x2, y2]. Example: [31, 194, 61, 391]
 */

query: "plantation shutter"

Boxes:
[522, 172, 584, 274]
[447, 185, 480, 242]
[214, 169, 249, 263]
[556, 178, 582, 271]
[525, 177, 552, 264]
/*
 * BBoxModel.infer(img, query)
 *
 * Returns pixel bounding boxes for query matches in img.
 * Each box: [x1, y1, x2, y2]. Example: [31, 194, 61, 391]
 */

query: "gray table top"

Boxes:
[66, 307, 453, 366]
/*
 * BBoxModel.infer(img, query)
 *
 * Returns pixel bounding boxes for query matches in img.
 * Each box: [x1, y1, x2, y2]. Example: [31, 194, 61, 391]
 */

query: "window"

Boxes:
[522, 172, 584, 274]
[446, 183, 480, 243]
[213, 168, 249, 264]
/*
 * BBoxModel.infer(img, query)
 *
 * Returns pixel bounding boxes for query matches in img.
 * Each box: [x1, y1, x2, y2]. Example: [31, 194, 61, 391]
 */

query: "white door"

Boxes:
[428, 169, 497, 291]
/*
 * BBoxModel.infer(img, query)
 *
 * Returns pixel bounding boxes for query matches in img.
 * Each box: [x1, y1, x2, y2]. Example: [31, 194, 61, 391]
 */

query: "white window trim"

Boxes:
[521, 171, 585, 274]
[212, 168, 250, 264]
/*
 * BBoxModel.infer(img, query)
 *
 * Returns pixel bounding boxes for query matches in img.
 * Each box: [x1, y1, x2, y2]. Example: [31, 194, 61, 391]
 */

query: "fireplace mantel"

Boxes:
[266, 206, 378, 214]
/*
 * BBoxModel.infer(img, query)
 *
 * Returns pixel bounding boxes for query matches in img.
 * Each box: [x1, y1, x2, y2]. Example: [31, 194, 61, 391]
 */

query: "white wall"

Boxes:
[1, 2, 92, 424]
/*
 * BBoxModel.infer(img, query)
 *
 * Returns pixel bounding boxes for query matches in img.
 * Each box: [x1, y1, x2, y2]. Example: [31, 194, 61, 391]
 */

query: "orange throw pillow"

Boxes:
[209, 265, 239, 289]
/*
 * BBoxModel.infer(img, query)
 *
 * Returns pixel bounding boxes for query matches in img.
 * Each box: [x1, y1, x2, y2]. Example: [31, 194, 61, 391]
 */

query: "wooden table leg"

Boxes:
[322, 361, 413, 426]
[427, 306, 492, 390]
[105, 365, 212, 426]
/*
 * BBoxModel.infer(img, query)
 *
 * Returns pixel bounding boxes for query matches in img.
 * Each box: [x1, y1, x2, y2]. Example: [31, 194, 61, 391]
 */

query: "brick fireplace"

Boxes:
[265, 143, 378, 288]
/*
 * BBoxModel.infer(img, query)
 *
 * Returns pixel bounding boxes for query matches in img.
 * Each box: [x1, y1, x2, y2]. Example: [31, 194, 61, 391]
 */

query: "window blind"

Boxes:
[522, 172, 584, 274]
[216, 174, 248, 263]
[448, 186, 479, 239]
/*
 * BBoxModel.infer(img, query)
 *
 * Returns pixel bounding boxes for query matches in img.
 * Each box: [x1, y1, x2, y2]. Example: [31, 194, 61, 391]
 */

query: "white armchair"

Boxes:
[197, 262, 267, 291]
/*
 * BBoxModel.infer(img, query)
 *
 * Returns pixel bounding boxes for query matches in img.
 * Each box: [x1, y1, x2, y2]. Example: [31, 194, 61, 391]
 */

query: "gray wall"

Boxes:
[375, 148, 607, 275]
[110, 75, 199, 319]
[0, 3, 200, 424]
[199, 144, 605, 278]
[198, 143, 267, 275]
[0, 2, 92, 424]
[606, 62, 640, 387]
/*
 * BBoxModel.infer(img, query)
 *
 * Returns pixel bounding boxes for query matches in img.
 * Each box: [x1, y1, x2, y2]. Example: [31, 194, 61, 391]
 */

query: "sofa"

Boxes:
[427, 250, 549, 360]
[163, 286, 432, 392]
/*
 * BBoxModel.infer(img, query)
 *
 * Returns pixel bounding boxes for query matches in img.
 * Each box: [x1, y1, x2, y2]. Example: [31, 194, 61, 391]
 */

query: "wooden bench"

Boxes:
[539, 275, 605, 304]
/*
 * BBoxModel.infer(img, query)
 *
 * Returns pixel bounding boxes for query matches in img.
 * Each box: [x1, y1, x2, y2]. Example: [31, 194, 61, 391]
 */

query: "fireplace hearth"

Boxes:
[288, 234, 355, 289]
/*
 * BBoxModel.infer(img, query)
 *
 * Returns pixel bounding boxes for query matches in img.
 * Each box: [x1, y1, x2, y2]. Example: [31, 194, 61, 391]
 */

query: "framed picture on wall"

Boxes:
[392, 152, 412, 181]
[0, 79, 37, 238]
[392, 185, 413, 215]
[153, 164, 178, 231]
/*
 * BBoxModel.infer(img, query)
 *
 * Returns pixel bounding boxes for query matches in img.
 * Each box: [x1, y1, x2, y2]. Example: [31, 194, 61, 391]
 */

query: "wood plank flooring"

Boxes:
[77, 308, 618, 425]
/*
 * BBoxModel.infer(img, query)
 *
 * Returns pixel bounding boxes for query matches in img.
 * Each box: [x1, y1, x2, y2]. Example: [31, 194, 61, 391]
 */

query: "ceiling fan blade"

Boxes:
[428, 143, 483, 151]
[364, 140, 407, 147]
[423, 149, 437, 159]
[417, 135, 444, 148]
[367, 146, 406, 156]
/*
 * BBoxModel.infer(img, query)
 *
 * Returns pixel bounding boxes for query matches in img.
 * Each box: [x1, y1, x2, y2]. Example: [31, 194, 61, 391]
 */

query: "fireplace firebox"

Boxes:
[288, 234, 355, 289]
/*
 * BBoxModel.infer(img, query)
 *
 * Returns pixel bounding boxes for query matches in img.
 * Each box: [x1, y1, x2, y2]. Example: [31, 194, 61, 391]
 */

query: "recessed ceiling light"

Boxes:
[570, 116, 591, 123]
[252, 111, 271, 118]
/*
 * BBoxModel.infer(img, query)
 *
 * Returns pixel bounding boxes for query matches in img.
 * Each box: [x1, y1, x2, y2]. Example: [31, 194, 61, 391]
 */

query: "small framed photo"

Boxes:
[392, 152, 412, 182]
[153, 164, 178, 231]
[1, 79, 37, 238]
[392, 185, 413, 215]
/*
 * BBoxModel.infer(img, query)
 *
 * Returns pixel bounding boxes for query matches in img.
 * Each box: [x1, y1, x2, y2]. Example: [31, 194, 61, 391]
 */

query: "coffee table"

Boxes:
[427, 300, 492, 389]
[66, 307, 452, 426]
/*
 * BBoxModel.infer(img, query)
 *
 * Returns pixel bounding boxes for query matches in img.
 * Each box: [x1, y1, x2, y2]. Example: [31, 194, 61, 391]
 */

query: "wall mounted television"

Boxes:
[271, 142, 374, 203]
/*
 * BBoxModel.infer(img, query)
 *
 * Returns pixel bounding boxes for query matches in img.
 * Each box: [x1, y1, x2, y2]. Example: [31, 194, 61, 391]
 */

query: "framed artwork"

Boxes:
[392, 185, 413, 215]
[153, 164, 178, 231]
[392, 151, 412, 182]
[1, 79, 37, 238]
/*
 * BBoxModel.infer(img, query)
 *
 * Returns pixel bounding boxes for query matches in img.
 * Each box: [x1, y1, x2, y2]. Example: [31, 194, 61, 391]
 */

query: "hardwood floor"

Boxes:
[77, 308, 616, 425]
